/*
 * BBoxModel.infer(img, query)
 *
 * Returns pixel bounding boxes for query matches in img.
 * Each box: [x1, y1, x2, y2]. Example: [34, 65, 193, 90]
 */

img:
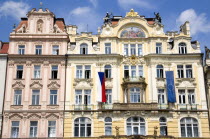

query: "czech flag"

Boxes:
[97, 72, 106, 102]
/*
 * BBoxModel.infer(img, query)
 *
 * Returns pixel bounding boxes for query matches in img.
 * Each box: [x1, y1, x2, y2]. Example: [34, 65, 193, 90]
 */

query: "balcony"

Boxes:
[177, 104, 198, 110]
[73, 104, 93, 110]
[123, 76, 145, 83]
[99, 103, 158, 110]
[122, 76, 146, 89]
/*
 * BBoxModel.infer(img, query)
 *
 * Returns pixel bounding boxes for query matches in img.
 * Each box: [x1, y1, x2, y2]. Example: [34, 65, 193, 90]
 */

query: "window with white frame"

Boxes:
[156, 65, 164, 78]
[105, 65, 111, 78]
[34, 65, 41, 78]
[127, 117, 145, 135]
[159, 117, 167, 136]
[11, 121, 19, 138]
[105, 117, 112, 136]
[188, 90, 195, 104]
[14, 90, 22, 105]
[105, 43, 111, 54]
[106, 89, 112, 104]
[178, 90, 186, 104]
[180, 117, 199, 137]
[32, 90, 40, 105]
[50, 90, 57, 105]
[51, 65, 58, 79]
[179, 43, 187, 54]
[30, 121, 38, 137]
[177, 65, 193, 78]
[74, 117, 91, 137]
[35, 45, 42, 55]
[75, 90, 91, 105]
[48, 121, 56, 137]
[156, 43, 162, 54]
[130, 87, 141, 103]
[16, 65, 23, 79]
[80, 43, 88, 54]
[124, 65, 143, 79]
[158, 89, 166, 104]
[124, 44, 143, 56]
[52, 45, 59, 55]
[76, 65, 91, 79]
[18, 45, 25, 55]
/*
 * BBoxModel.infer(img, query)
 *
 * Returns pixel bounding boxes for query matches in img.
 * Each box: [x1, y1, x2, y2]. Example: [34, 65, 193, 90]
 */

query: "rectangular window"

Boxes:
[51, 66, 58, 79]
[30, 121, 38, 137]
[18, 45, 25, 55]
[85, 65, 91, 79]
[34, 65, 41, 78]
[130, 88, 140, 103]
[50, 90, 57, 105]
[138, 44, 143, 56]
[131, 66, 136, 78]
[75, 90, 82, 104]
[52, 46, 59, 55]
[11, 121, 19, 138]
[158, 89, 165, 104]
[48, 121, 56, 137]
[14, 90, 22, 105]
[84, 90, 91, 105]
[76, 65, 82, 78]
[105, 66, 111, 78]
[16, 65, 23, 79]
[138, 65, 143, 77]
[178, 90, 186, 104]
[35, 45, 42, 55]
[177, 65, 184, 78]
[188, 90, 195, 104]
[130, 44, 136, 55]
[186, 65, 192, 78]
[124, 44, 128, 56]
[32, 90, 40, 105]
[106, 89, 112, 104]
[124, 66, 129, 78]
[156, 43, 162, 54]
[105, 43, 111, 54]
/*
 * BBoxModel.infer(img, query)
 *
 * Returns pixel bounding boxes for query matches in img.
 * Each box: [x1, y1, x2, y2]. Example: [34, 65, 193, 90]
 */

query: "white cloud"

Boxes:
[0, 1, 30, 20]
[89, 0, 98, 8]
[117, 0, 154, 10]
[176, 9, 210, 36]
[67, 6, 101, 33]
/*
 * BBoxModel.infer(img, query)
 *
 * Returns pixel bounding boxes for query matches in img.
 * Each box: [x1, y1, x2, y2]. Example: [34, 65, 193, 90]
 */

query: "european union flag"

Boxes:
[166, 71, 176, 103]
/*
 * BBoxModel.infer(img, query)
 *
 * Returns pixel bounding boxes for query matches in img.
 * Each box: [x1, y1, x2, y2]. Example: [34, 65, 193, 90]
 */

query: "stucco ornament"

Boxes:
[126, 9, 140, 17]
[12, 81, 25, 89]
[123, 55, 144, 65]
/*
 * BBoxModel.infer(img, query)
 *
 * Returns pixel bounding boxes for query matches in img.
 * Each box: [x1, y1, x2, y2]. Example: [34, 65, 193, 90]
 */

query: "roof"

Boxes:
[0, 42, 9, 54]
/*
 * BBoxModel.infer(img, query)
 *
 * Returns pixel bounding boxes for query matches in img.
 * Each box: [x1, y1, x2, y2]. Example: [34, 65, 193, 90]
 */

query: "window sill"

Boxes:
[49, 78, 60, 80]
[29, 105, 41, 106]
[31, 78, 42, 80]
[47, 105, 59, 106]
[14, 78, 24, 80]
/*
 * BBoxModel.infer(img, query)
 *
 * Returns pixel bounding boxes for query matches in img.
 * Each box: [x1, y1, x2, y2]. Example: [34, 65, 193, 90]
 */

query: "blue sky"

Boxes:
[0, 0, 210, 51]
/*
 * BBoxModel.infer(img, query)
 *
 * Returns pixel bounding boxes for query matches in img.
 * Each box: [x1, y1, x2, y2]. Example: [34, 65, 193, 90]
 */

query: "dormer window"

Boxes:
[179, 43, 187, 54]
[80, 43, 88, 54]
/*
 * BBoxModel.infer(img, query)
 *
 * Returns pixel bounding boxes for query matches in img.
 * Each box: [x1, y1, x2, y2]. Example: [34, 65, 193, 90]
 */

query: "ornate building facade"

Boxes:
[1, 8, 68, 138]
[64, 9, 210, 138]
[0, 41, 9, 137]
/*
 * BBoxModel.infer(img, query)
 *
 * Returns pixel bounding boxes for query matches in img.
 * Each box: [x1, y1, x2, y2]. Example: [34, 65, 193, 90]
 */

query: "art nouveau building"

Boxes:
[0, 41, 9, 137]
[2, 8, 68, 138]
[64, 9, 210, 138]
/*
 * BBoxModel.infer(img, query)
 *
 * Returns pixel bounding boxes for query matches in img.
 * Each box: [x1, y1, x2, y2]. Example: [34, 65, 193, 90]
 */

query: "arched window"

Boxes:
[159, 117, 167, 136]
[80, 43, 88, 54]
[105, 65, 111, 78]
[127, 117, 145, 135]
[179, 43, 187, 54]
[180, 117, 199, 137]
[156, 65, 164, 78]
[74, 117, 91, 137]
[104, 117, 112, 135]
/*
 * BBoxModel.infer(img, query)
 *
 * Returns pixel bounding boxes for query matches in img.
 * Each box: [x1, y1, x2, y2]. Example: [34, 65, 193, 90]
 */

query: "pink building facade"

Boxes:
[2, 8, 68, 138]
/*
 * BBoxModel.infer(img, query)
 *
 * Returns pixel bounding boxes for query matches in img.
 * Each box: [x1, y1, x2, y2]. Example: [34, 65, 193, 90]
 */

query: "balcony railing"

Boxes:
[73, 104, 93, 110]
[177, 104, 198, 110]
[123, 76, 145, 82]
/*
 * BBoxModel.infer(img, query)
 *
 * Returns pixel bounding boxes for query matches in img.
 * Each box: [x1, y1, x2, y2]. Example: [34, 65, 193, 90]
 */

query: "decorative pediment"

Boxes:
[156, 78, 166, 88]
[105, 79, 113, 88]
[9, 114, 23, 120]
[30, 81, 43, 89]
[12, 81, 25, 89]
[122, 55, 145, 65]
[175, 78, 196, 87]
[73, 78, 93, 88]
[27, 113, 41, 119]
[46, 113, 59, 119]
[48, 81, 60, 89]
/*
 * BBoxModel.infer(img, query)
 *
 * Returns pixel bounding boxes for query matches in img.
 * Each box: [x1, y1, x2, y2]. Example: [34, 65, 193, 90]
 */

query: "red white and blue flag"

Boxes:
[97, 72, 106, 102]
